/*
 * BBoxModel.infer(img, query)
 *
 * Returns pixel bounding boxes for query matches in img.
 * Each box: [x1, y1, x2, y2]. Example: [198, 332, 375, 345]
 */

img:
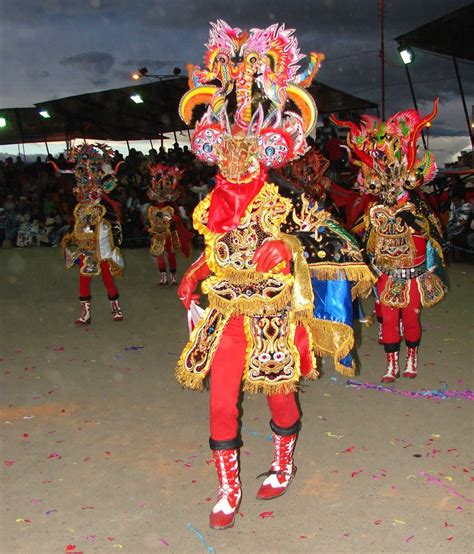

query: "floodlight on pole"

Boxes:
[399, 47, 415, 65]
[39, 110, 51, 119]
[0, 117, 6, 128]
[130, 66, 182, 81]
[130, 93, 144, 104]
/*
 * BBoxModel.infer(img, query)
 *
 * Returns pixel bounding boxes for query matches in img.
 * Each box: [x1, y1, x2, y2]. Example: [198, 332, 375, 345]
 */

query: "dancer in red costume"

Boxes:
[57, 143, 125, 324]
[175, 20, 370, 530]
[332, 100, 447, 382]
[146, 163, 192, 285]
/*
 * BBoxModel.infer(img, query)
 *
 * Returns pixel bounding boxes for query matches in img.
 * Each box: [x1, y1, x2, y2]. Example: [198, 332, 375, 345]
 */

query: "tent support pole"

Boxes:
[452, 56, 474, 150]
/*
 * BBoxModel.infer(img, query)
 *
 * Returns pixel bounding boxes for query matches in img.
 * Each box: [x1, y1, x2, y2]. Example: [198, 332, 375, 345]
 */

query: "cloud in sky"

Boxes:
[60, 51, 115, 75]
[0, 0, 472, 164]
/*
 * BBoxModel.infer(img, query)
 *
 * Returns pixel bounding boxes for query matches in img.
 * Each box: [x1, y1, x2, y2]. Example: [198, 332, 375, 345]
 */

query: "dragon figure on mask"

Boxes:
[146, 162, 192, 285]
[174, 20, 374, 531]
[332, 99, 447, 383]
[54, 143, 125, 324]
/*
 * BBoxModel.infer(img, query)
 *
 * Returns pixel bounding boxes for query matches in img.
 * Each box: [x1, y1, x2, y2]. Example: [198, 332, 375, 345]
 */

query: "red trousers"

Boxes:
[157, 238, 177, 273]
[376, 274, 421, 347]
[79, 258, 119, 299]
[209, 315, 312, 442]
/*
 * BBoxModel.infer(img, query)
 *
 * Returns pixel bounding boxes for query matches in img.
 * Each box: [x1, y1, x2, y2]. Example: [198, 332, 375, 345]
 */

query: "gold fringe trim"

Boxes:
[216, 267, 293, 285]
[206, 285, 293, 317]
[280, 232, 315, 315]
[290, 306, 315, 324]
[175, 366, 206, 391]
[351, 278, 375, 300]
[175, 308, 230, 390]
[310, 318, 356, 377]
[303, 320, 320, 380]
[242, 378, 301, 396]
[308, 262, 375, 282]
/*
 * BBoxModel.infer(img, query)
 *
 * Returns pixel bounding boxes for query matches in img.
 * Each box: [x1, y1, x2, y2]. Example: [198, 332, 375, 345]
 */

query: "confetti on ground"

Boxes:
[345, 380, 474, 401]
[159, 538, 170, 546]
[124, 345, 144, 351]
[325, 432, 344, 439]
[241, 427, 272, 441]
[419, 471, 474, 503]
[406, 535, 415, 542]
[259, 511, 274, 519]
[186, 523, 216, 553]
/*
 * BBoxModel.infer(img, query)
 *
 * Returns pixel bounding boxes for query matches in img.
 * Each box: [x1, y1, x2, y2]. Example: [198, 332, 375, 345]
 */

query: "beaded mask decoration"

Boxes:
[147, 163, 183, 203]
[179, 20, 324, 181]
[331, 99, 438, 205]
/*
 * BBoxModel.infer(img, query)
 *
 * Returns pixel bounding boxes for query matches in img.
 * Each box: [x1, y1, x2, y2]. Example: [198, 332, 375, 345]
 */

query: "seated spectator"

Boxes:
[17, 213, 40, 247]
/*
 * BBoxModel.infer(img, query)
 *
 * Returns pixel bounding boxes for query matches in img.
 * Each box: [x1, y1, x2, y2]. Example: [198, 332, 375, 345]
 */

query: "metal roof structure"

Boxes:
[395, 4, 474, 61]
[0, 76, 377, 146]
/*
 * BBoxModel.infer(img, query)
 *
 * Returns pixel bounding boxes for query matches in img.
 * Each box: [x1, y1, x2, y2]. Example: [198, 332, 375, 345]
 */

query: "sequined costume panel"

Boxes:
[176, 182, 317, 394]
[62, 202, 124, 277]
[148, 205, 176, 257]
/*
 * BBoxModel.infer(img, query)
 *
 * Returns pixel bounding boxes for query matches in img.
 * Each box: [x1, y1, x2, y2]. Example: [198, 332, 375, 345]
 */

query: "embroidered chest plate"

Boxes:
[196, 184, 294, 315]
[369, 203, 416, 269]
[73, 203, 106, 251]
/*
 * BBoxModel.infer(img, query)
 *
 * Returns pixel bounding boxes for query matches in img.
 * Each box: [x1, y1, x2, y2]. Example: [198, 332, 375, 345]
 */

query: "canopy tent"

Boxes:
[395, 4, 474, 149]
[395, 4, 474, 61]
[0, 76, 377, 146]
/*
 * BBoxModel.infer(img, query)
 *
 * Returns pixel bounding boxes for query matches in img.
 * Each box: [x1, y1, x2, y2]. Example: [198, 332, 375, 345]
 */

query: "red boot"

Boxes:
[381, 351, 400, 383]
[209, 449, 241, 530]
[403, 346, 418, 378]
[75, 300, 91, 325]
[256, 433, 297, 500]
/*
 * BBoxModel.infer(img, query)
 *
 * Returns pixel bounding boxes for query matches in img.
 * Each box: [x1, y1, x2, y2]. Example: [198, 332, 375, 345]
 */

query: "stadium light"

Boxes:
[399, 47, 415, 65]
[130, 93, 144, 104]
[39, 110, 51, 118]
[0, 117, 6, 128]
[131, 66, 181, 81]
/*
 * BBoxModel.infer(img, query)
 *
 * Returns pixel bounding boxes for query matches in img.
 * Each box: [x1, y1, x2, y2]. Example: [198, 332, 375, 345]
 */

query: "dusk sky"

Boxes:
[0, 0, 472, 164]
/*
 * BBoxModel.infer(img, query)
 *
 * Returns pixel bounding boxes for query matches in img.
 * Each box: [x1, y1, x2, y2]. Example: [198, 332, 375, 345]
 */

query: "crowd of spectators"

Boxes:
[0, 144, 216, 249]
[1, 139, 473, 256]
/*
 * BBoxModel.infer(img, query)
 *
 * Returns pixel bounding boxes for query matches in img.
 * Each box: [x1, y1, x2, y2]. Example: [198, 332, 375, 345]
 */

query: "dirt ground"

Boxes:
[1, 247, 473, 554]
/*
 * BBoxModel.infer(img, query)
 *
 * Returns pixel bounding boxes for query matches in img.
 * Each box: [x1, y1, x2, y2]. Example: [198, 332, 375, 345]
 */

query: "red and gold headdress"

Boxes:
[330, 99, 438, 204]
[147, 163, 183, 203]
[179, 20, 324, 181]
[51, 143, 122, 204]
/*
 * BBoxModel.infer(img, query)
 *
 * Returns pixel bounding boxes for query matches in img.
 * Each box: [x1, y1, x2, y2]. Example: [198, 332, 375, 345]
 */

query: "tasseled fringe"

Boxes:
[351, 277, 375, 300]
[218, 268, 290, 285]
[309, 263, 375, 284]
[290, 306, 315, 324]
[242, 377, 300, 396]
[310, 319, 356, 377]
[175, 365, 206, 391]
[207, 286, 292, 317]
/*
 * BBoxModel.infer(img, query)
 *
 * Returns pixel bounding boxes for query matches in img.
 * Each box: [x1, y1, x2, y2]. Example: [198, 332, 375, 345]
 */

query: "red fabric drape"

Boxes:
[207, 169, 267, 233]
